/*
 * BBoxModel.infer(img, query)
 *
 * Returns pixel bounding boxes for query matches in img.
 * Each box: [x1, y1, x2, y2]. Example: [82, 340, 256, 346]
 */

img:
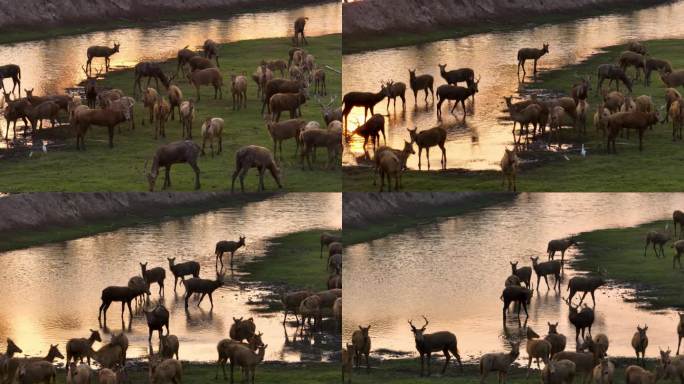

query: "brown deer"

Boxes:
[145, 141, 201, 191]
[215, 236, 246, 270]
[293, 17, 309, 46]
[86, 43, 120, 73]
[342, 85, 387, 131]
[407, 126, 447, 170]
[0, 64, 21, 97]
[409, 69, 434, 104]
[517, 43, 549, 78]
[408, 316, 463, 377]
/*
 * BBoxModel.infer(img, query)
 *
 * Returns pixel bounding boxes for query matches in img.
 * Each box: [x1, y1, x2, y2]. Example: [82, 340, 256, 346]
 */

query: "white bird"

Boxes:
[42, 142, 47, 153]
[580, 144, 586, 157]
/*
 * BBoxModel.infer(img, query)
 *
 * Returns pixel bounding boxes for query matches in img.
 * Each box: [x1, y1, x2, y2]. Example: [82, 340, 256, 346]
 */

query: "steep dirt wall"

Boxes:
[0, 192, 268, 232]
[343, 0, 671, 36]
[343, 192, 511, 228]
[0, 0, 325, 31]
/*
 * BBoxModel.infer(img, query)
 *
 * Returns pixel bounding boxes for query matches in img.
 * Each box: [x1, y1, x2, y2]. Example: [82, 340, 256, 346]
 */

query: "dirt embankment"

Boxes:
[343, 192, 510, 228]
[0, 192, 268, 233]
[343, 0, 671, 36]
[0, 0, 325, 31]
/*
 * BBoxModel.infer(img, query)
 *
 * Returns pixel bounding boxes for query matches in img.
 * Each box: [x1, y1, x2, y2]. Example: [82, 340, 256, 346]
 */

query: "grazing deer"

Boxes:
[596, 64, 633, 94]
[86, 43, 120, 73]
[517, 43, 549, 78]
[293, 17, 309, 46]
[133, 62, 171, 98]
[408, 316, 463, 376]
[215, 236, 246, 270]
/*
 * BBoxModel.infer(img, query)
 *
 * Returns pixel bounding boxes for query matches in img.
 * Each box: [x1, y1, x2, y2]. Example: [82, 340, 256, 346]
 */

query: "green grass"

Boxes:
[49, 362, 339, 384]
[342, 1, 665, 54]
[343, 193, 513, 245]
[572, 219, 684, 310]
[0, 34, 341, 192]
[243, 229, 340, 290]
[344, 38, 684, 191]
[341, 358, 662, 383]
[0, 193, 270, 252]
[0, 1, 330, 45]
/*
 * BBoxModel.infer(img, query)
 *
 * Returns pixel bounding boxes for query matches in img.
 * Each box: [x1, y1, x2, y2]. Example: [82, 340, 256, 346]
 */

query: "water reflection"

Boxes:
[0, 193, 341, 362]
[343, 1, 684, 170]
[344, 193, 684, 360]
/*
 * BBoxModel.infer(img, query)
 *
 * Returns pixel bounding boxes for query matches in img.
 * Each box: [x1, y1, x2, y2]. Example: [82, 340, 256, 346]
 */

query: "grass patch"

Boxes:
[48, 362, 338, 384]
[343, 38, 684, 191]
[572, 219, 684, 310]
[341, 358, 661, 383]
[342, 1, 665, 54]
[0, 193, 269, 252]
[242, 229, 340, 290]
[343, 193, 513, 245]
[0, 1, 330, 45]
[0, 34, 341, 192]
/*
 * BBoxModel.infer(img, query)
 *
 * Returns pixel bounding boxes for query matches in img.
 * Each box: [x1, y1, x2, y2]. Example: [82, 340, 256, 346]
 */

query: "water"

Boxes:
[343, 1, 684, 170]
[0, 193, 342, 363]
[343, 193, 684, 361]
[0, 1, 341, 143]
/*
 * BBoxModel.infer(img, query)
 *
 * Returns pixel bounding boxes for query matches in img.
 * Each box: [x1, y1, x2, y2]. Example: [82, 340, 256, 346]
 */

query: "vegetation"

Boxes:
[0, 34, 341, 192]
[344, 39, 684, 191]
[243, 229, 340, 290]
[572, 218, 684, 309]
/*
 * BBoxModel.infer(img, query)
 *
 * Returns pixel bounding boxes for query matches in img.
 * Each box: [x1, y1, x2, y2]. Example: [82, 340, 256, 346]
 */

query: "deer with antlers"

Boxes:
[408, 316, 463, 377]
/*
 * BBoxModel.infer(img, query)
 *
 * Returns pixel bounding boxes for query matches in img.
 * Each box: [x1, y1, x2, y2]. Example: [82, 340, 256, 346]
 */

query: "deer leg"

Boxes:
[197, 293, 205, 306]
[425, 147, 431, 170]
[526, 355, 532, 378]
[578, 292, 588, 305]
[678, 336, 682, 355]
[441, 349, 450, 374]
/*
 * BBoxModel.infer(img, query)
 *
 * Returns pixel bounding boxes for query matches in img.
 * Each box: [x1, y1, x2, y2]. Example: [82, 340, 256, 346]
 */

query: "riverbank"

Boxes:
[243, 229, 341, 291]
[0, 34, 342, 192]
[342, 0, 670, 54]
[343, 38, 684, 191]
[0, 192, 272, 252]
[572, 219, 684, 310]
[47, 362, 338, 384]
[340, 358, 662, 383]
[0, 0, 332, 45]
[343, 192, 514, 244]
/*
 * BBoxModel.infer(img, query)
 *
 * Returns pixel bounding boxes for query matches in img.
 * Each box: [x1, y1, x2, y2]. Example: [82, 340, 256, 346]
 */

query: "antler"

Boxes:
[421, 315, 429, 329]
[81, 65, 89, 77]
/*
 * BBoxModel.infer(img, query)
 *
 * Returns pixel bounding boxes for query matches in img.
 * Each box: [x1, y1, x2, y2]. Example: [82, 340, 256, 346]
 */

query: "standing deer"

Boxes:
[86, 43, 120, 73]
[408, 316, 463, 376]
[215, 236, 246, 270]
[631, 325, 649, 366]
[517, 43, 549, 78]
[673, 210, 684, 239]
[342, 86, 387, 132]
[0, 64, 21, 97]
[407, 126, 447, 171]
[408, 69, 434, 104]
[530, 256, 561, 291]
[293, 17, 309, 46]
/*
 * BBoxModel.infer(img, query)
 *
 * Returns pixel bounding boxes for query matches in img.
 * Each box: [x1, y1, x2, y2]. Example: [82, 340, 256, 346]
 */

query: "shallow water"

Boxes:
[343, 193, 684, 360]
[0, 193, 341, 363]
[343, 1, 684, 170]
[0, 1, 341, 144]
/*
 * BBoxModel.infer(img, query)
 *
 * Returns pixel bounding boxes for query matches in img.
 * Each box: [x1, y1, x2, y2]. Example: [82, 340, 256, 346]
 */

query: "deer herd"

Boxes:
[0, 230, 342, 384]
[0, 16, 342, 192]
[343, 214, 684, 383]
[344, 39, 684, 192]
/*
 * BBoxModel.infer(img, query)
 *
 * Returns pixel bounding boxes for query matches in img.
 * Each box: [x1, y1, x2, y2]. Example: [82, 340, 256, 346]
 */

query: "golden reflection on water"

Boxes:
[343, 193, 684, 360]
[343, 1, 684, 170]
[0, 193, 341, 362]
[0, 2, 341, 140]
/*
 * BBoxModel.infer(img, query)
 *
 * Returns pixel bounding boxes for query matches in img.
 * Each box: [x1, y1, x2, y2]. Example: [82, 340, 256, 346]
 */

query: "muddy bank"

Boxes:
[0, 192, 269, 233]
[343, 0, 670, 37]
[343, 192, 512, 229]
[0, 0, 328, 33]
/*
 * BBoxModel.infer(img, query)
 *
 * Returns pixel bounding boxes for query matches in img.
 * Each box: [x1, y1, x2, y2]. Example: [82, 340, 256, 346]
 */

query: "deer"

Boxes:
[293, 16, 308, 46]
[215, 236, 246, 270]
[202, 39, 220, 67]
[619, 51, 645, 81]
[435, 77, 480, 120]
[510, 261, 532, 288]
[409, 69, 434, 104]
[349, 114, 385, 151]
[133, 62, 170, 98]
[525, 327, 552, 378]
[176, 45, 198, 77]
[563, 297, 594, 340]
[644, 58, 672, 86]
[167, 257, 200, 291]
[408, 316, 463, 377]
[143, 305, 169, 346]
[407, 126, 447, 171]
[597, 64, 633, 94]
[547, 238, 577, 263]
[342, 85, 387, 131]
[140, 262, 165, 297]
[500, 148, 519, 192]
[98, 285, 137, 326]
[0, 64, 21, 97]
[183, 275, 223, 309]
[517, 43, 549, 78]
[66, 330, 101, 370]
[383, 80, 406, 111]
[571, 76, 592, 104]
[501, 285, 533, 322]
[567, 272, 606, 306]
[231, 145, 283, 192]
[544, 322, 567, 358]
[479, 342, 520, 384]
[530, 256, 561, 291]
[145, 140, 201, 191]
[631, 325, 649, 366]
[351, 326, 371, 370]
[644, 227, 671, 258]
[677, 313, 684, 355]
[438, 64, 475, 89]
[86, 43, 120, 73]
[673, 210, 684, 239]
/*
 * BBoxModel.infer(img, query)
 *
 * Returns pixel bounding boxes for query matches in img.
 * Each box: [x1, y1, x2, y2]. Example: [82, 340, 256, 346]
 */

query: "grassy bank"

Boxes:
[243, 229, 340, 290]
[0, 1, 331, 45]
[572, 219, 684, 309]
[0, 34, 341, 192]
[343, 1, 665, 54]
[344, 193, 514, 245]
[0, 194, 270, 252]
[46, 362, 338, 384]
[344, 38, 684, 191]
[342, 358, 662, 383]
